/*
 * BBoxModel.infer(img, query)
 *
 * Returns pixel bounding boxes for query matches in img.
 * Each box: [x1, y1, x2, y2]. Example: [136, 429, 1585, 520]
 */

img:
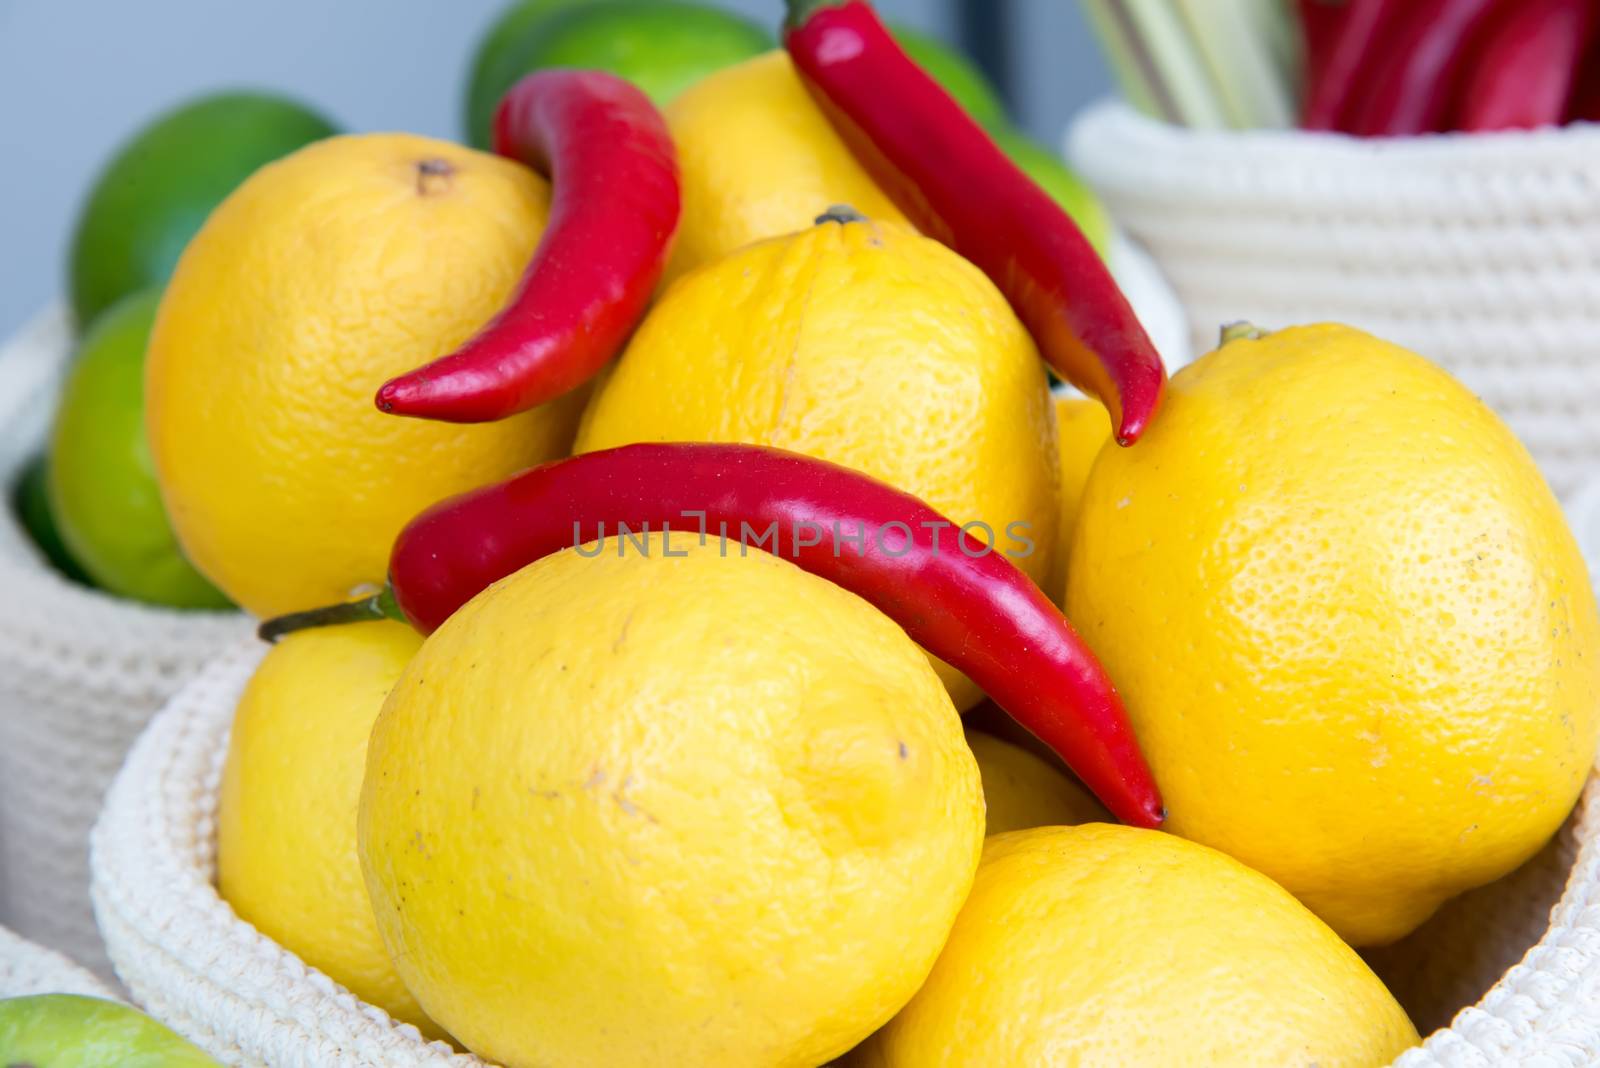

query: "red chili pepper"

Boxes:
[1344, 0, 1502, 136]
[782, 0, 1165, 446]
[1456, 0, 1599, 132]
[259, 442, 1166, 829]
[374, 70, 680, 423]
[1569, 43, 1600, 123]
[1299, 0, 1403, 131]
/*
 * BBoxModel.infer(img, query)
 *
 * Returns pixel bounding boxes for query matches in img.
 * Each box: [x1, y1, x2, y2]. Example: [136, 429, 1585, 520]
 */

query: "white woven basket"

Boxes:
[89, 490, 1600, 1068]
[1069, 101, 1600, 498]
[0, 307, 249, 976]
[0, 922, 115, 1000]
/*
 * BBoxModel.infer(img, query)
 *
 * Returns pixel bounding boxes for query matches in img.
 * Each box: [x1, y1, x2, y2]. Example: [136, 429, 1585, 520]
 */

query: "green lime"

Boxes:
[991, 128, 1115, 261]
[69, 91, 337, 327]
[890, 24, 1008, 129]
[48, 289, 230, 609]
[0, 994, 221, 1067]
[465, 0, 597, 149]
[464, 0, 771, 148]
[10, 454, 93, 585]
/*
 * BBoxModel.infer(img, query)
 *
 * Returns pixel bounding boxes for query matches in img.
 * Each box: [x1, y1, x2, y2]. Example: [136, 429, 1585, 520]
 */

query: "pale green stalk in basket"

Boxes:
[1099, 0, 1230, 127]
[1172, 0, 1295, 127]
[1242, 0, 1303, 99]
[1080, 0, 1180, 122]
[1082, 0, 1298, 130]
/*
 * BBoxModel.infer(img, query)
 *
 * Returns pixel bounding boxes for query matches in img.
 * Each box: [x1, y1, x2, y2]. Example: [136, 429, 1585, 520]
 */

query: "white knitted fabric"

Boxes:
[1069, 101, 1600, 498]
[91, 641, 483, 1068]
[93, 553, 1600, 1068]
[0, 922, 115, 1000]
[0, 307, 249, 977]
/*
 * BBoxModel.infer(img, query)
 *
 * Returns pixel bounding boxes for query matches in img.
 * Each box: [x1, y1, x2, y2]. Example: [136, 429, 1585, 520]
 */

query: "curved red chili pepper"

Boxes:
[260, 443, 1165, 829]
[1456, 0, 1598, 132]
[1299, 0, 1403, 131]
[783, 1, 1165, 446]
[375, 70, 680, 423]
[1344, 0, 1502, 136]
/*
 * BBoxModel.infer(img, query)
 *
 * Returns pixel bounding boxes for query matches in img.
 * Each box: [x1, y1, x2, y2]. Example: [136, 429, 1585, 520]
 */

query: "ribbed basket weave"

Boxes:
[1069, 101, 1600, 498]
[0, 922, 115, 1000]
[0, 307, 249, 977]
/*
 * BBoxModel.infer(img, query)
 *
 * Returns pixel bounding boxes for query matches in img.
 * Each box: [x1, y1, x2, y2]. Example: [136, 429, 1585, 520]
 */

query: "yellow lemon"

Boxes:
[1068, 324, 1600, 945]
[663, 50, 905, 281]
[360, 533, 984, 1067]
[578, 213, 1058, 709]
[857, 825, 1419, 1068]
[965, 727, 1104, 835]
[147, 134, 584, 618]
[217, 620, 431, 1031]
[1050, 393, 1111, 598]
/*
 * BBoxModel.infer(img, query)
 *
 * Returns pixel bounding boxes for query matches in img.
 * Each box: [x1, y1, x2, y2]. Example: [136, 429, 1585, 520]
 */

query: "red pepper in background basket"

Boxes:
[259, 442, 1167, 830]
[375, 70, 680, 423]
[1569, 43, 1600, 123]
[1456, 0, 1600, 132]
[1299, 0, 1402, 131]
[1343, 0, 1502, 136]
[782, 0, 1166, 446]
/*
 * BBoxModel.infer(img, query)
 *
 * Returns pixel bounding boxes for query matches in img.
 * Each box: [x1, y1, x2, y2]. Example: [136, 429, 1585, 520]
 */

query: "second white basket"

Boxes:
[1070, 101, 1600, 498]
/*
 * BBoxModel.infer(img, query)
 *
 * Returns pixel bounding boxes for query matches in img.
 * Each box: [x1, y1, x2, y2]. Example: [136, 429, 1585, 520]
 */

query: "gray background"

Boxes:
[0, 0, 1112, 337]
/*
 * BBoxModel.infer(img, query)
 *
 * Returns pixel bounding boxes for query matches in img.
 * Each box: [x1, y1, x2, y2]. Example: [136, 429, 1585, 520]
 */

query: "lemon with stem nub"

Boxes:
[1069, 323, 1600, 945]
[579, 209, 1058, 710]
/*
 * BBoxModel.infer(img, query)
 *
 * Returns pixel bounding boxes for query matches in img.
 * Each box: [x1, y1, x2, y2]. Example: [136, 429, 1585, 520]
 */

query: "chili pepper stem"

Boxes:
[257, 585, 406, 643]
